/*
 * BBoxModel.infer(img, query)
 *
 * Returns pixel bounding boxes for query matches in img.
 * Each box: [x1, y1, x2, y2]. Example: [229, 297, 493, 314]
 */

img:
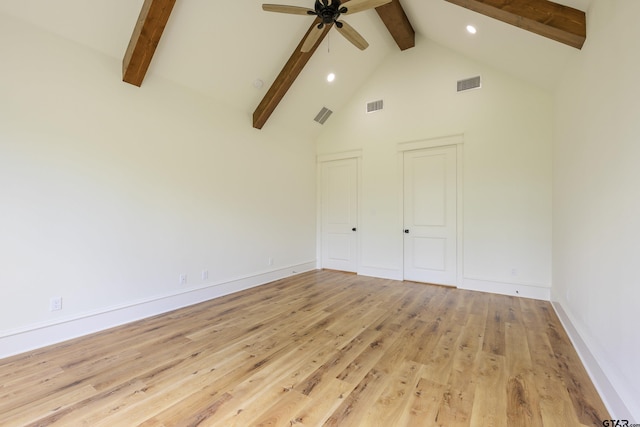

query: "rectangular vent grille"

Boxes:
[366, 99, 384, 113]
[314, 107, 333, 125]
[457, 76, 481, 92]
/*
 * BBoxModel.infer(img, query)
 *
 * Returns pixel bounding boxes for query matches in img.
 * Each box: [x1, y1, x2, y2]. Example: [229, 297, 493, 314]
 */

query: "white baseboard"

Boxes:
[552, 301, 637, 421]
[460, 277, 551, 300]
[0, 262, 317, 359]
[358, 265, 403, 281]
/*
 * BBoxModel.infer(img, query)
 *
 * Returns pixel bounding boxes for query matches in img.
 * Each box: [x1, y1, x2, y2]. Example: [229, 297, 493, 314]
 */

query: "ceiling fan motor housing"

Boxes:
[313, 0, 347, 25]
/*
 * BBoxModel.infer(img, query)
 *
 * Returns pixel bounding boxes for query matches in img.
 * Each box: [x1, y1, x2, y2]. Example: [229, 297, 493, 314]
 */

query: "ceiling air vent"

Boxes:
[314, 107, 333, 125]
[366, 99, 384, 113]
[457, 76, 481, 92]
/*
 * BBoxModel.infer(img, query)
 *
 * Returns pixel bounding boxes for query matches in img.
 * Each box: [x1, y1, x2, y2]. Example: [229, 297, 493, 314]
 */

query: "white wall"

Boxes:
[553, 0, 640, 419]
[0, 14, 317, 356]
[316, 37, 553, 299]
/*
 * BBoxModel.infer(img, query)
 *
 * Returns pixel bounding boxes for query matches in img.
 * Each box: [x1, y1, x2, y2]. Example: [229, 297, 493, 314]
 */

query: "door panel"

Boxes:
[327, 234, 351, 261]
[321, 158, 358, 272]
[404, 146, 457, 285]
[412, 154, 446, 226]
[412, 237, 446, 271]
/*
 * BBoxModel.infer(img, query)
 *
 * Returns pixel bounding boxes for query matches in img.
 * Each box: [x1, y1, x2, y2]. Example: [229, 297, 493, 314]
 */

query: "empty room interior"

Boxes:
[1, 0, 638, 425]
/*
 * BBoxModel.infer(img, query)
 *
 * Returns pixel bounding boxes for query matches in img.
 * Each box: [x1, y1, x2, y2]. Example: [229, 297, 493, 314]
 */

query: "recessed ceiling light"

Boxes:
[466, 25, 477, 34]
[327, 72, 336, 83]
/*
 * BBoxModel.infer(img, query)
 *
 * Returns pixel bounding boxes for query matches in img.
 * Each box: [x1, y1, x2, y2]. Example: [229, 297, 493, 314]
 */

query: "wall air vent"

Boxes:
[366, 99, 384, 113]
[457, 76, 481, 92]
[314, 107, 333, 125]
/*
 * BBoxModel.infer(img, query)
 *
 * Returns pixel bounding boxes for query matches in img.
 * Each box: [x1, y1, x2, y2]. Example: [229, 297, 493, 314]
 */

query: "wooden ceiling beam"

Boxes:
[445, 0, 586, 49]
[375, 0, 415, 51]
[253, 18, 331, 130]
[123, 0, 176, 87]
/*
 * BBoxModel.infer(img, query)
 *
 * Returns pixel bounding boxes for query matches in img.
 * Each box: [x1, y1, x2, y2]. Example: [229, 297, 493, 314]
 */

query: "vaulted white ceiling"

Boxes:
[0, 0, 591, 135]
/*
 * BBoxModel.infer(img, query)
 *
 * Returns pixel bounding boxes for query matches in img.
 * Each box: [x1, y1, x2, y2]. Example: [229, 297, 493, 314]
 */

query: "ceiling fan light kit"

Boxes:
[262, 0, 392, 52]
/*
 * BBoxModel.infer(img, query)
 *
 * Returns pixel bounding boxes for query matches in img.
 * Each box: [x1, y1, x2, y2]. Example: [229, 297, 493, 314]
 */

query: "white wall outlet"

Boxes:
[268, 257, 273, 266]
[201, 269, 208, 280]
[510, 268, 517, 277]
[179, 274, 187, 285]
[50, 296, 62, 311]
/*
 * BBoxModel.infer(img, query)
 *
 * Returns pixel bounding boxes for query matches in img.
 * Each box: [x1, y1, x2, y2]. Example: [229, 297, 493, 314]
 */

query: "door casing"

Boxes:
[317, 150, 362, 273]
[398, 135, 464, 287]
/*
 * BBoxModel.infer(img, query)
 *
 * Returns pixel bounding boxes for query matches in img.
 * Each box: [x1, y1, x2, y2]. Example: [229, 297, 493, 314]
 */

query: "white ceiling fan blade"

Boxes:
[262, 4, 314, 15]
[342, 0, 392, 15]
[336, 20, 369, 50]
[301, 25, 325, 52]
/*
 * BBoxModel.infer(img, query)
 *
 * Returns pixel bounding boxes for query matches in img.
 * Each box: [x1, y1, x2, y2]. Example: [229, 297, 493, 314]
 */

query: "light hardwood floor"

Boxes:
[0, 270, 609, 426]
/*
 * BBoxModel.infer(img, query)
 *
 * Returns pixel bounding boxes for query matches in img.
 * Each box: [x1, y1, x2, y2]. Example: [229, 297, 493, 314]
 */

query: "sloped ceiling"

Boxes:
[0, 0, 591, 135]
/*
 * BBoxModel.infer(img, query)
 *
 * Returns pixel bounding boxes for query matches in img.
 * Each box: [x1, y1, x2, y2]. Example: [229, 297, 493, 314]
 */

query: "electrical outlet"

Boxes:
[510, 268, 517, 277]
[201, 270, 208, 280]
[268, 257, 273, 266]
[50, 297, 62, 311]
[179, 274, 187, 285]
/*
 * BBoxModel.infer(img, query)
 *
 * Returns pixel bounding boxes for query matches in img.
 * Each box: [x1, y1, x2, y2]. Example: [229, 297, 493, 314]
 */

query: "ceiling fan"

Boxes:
[262, 0, 392, 52]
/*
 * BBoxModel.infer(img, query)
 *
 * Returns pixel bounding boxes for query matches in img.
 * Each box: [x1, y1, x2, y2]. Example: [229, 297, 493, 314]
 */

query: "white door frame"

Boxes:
[397, 135, 464, 286]
[317, 150, 363, 272]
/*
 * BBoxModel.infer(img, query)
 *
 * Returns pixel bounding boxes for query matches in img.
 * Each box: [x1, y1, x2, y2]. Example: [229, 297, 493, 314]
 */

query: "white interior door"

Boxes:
[403, 145, 457, 285]
[321, 158, 358, 272]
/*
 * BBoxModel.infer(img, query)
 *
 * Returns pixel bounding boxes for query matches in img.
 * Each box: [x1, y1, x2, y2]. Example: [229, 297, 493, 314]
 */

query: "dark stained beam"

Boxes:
[123, 0, 176, 87]
[253, 18, 331, 130]
[375, 0, 415, 50]
[445, 0, 586, 49]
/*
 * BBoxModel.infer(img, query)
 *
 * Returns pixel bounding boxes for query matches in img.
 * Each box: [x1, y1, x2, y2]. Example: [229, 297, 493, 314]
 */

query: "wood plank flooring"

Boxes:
[0, 270, 609, 426]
